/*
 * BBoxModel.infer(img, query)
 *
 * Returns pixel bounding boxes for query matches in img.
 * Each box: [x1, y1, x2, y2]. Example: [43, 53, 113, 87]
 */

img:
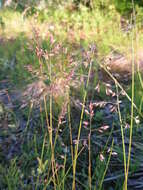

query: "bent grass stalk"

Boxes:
[100, 63, 143, 118]
[99, 47, 136, 190]
[116, 84, 127, 190]
[126, 3, 135, 186]
[72, 60, 93, 190]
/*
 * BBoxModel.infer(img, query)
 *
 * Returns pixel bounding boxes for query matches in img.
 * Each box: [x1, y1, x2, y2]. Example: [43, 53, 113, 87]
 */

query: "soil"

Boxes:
[100, 49, 143, 82]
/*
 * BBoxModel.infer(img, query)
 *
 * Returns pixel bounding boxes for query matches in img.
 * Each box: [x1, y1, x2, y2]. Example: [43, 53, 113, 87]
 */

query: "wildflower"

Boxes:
[98, 129, 103, 133]
[93, 101, 106, 108]
[110, 106, 117, 113]
[49, 25, 55, 31]
[95, 82, 100, 93]
[112, 152, 118, 156]
[100, 125, 110, 131]
[83, 121, 89, 126]
[112, 92, 116, 97]
[58, 101, 68, 125]
[83, 139, 88, 147]
[85, 109, 90, 115]
[100, 153, 105, 162]
[73, 139, 79, 145]
[135, 116, 140, 124]
[49, 34, 55, 45]
[106, 87, 113, 96]
[107, 148, 111, 153]
[89, 102, 94, 118]
[60, 155, 65, 159]
[125, 123, 130, 129]
[105, 83, 111, 88]
[49, 53, 54, 57]
[35, 46, 44, 59]
[107, 148, 118, 156]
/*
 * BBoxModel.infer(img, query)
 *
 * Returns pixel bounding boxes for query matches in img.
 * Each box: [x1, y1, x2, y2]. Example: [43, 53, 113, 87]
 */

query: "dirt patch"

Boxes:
[100, 49, 143, 82]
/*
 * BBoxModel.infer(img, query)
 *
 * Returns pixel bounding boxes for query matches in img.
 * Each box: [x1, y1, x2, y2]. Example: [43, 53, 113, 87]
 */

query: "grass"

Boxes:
[0, 1, 143, 190]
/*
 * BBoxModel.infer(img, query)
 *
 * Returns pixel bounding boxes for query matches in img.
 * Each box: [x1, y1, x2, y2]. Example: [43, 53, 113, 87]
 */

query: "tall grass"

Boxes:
[126, 6, 135, 190]
[72, 56, 93, 190]
[116, 83, 127, 189]
[1, 1, 143, 190]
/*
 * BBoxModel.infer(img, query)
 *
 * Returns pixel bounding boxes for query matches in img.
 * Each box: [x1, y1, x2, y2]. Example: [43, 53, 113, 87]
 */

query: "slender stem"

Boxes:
[116, 84, 127, 190]
[49, 46, 57, 190]
[98, 139, 114, 190]
[127, 3, 135, 183]
[88, 116, 92, 190]
[100, 63, 143, 118]
[24, 102, 33, 134]
[68, 94, 74, 164]
[35, 134, 47, 190]
[72, 60, 93, 190]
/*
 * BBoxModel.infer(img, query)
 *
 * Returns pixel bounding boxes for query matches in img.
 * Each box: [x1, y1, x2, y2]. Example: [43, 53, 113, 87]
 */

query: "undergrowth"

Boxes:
[0, 1, 143, 190]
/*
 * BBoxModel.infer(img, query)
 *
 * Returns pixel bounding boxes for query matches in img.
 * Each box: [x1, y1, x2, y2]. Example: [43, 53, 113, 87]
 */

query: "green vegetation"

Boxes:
[0, 1, 143, 189]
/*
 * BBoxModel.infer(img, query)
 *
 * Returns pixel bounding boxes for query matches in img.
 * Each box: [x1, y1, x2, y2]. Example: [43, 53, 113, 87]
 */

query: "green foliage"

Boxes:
[0, 159, 21, 190]
[0, 37, 32, 86]
[0, 16, 5, 28]
[127, 73, 143, 112]
[113, 0, 143, 20]
[0, 1, 143, 190]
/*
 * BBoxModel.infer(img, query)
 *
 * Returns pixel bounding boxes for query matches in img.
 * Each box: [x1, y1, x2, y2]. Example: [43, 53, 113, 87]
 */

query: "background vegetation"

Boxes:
[0, 0, 143, 189]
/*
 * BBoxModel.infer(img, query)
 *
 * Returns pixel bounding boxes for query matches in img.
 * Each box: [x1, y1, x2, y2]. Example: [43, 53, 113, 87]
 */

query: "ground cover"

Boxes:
[0, 1, 143, 189]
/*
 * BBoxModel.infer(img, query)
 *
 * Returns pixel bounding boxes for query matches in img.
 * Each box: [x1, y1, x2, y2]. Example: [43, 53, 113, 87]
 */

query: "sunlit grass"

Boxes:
[0, 2, 143, 190]
[0, 5, 135, 56]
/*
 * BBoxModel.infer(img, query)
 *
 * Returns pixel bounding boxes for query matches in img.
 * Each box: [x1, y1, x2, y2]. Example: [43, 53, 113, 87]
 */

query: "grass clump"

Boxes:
[0, 1, 143, 190]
